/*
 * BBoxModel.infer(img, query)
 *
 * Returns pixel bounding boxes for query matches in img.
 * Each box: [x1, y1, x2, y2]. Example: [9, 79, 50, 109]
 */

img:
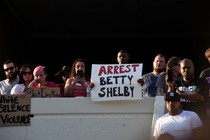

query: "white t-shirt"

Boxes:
[153, 110, 203, 140]
[0, 76, 19, 94]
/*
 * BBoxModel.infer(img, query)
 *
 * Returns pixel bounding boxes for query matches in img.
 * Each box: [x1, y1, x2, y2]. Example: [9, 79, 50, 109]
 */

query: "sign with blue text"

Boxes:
[90, 64, 143, 101]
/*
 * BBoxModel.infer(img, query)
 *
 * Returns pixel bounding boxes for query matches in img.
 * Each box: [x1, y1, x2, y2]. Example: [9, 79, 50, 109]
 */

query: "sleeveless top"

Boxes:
[73, 81, 90, 97]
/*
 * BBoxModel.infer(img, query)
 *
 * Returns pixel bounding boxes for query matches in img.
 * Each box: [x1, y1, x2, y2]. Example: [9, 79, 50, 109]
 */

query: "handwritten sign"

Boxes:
[0, 94, 32, 126]
[91, 64, 143, 101]
[26, 88, 60, 97]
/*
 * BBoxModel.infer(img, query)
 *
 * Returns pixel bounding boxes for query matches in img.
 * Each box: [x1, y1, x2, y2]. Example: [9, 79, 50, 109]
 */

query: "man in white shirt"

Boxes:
[153, 92, 204, 140]
[0, 60, 19, 94]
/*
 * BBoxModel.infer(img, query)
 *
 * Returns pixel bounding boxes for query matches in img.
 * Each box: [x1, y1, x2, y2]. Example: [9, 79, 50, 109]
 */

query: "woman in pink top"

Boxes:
[64, 58, 90, 97]
[28, 65, 56, 88]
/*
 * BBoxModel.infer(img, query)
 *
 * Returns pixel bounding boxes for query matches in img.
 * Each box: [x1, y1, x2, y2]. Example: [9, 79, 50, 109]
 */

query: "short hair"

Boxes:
[117, 49, 129, 55]
[33, 65, 46, 76]
[3, 59, 16, 67]
[154, 54, 166, 64]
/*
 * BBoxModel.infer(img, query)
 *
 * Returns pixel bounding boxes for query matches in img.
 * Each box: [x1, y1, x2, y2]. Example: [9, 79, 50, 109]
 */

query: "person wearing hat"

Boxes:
[153, 92, 205, 140]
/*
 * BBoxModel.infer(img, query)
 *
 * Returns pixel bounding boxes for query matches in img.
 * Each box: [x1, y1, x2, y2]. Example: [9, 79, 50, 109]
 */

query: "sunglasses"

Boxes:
[4, 66, 15, 72]
[23, 71, 32, 75]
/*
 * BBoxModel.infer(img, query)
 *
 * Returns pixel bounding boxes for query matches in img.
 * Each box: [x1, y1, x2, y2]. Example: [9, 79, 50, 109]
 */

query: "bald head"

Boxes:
[180, 58, 194, 82]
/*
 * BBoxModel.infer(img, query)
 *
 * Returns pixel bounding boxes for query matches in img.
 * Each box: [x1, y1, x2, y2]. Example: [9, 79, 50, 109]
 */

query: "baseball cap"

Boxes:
[164, 92, 180, 101]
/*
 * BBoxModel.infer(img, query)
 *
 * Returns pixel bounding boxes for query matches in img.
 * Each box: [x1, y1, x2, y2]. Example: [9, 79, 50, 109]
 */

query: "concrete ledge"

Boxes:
[0, 97, 156, 140]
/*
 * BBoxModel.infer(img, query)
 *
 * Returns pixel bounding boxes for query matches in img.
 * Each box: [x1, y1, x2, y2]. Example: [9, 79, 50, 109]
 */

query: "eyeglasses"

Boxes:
[23, 71, 32, 75]
[4, 67, 15, 72]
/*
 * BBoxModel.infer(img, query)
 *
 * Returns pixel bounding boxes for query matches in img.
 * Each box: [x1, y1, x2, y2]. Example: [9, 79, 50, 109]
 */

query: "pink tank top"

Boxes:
[73, 83, 87, 97]
[32, 82, 57, 88]
[73, 81, 90, 97]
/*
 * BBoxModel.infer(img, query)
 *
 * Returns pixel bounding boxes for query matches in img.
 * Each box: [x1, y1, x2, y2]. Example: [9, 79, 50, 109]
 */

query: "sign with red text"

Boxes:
[90, 64, 143, 101]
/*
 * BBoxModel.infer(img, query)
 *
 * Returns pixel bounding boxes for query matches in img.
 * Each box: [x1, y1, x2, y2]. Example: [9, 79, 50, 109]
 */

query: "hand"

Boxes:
[32, 79, 39, 84]
[137, 79, 144, 86]
[28, 79, 39, 87]
[89, 82, 95, 89]
[165, 75, 174, 84]
[176, 89, 181, 95]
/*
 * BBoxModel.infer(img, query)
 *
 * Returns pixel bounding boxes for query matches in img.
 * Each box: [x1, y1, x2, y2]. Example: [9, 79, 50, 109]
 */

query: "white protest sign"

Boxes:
[90, 64, 143, 101]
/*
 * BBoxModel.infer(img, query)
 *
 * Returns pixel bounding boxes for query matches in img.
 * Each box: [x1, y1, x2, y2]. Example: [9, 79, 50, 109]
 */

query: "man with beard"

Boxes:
[137, 54, 166, 97]
[0, 60, 19, 94]
[167, 58, 209, 138]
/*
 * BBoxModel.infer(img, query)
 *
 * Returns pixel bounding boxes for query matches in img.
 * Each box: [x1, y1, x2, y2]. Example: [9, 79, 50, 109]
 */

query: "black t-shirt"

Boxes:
[175, 77, 209, 123]
[200, 67, 210, 88]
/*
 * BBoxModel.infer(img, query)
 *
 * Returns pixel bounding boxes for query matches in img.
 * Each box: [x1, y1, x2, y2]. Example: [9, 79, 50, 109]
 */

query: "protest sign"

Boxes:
[0, 94, 32, 126]
[91, 64, 143, 101]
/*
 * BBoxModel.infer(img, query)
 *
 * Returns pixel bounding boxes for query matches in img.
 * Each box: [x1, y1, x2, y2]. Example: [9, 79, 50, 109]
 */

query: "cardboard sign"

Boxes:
[0, 94, 32, 126]
[26, 88, 60, 97]
[91, 64, 143, 101]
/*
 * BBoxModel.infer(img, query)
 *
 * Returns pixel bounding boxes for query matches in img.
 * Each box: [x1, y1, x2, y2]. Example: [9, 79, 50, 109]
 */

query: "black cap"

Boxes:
[164, 92, 180, 101]
[55, 65, 71, 77]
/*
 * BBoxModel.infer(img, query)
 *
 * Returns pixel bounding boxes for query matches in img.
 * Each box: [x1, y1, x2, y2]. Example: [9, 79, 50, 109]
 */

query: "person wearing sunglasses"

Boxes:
[0, 59, 19, 94]
[156, 56, 182, 96]
[11, 63, 33, 95]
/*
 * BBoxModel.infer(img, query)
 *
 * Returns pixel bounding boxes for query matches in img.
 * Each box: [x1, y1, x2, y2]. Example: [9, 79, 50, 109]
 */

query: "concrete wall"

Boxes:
[0, 97, 165, 140]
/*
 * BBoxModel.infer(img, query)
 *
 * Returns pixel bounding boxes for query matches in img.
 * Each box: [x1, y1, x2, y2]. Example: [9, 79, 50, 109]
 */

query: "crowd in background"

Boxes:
[0, 48, 210, 139]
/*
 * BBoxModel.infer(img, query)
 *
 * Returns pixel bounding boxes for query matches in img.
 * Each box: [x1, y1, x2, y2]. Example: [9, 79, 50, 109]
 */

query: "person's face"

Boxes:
[3, 62, 18, 80]
[180, 60, 194, 81]
[166, 100, 181, 115]
[117, 52, 129, 64]
[172, 61, 181, 78]
[22, 68, 33, 82]
[205, 51, 210, 63]
[174, 62, 181, 75]
[153, 56, 166, 73]
[207, 56, 210, 63]
[75, 61, 85, 74]
[34, 70, 46, 84]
